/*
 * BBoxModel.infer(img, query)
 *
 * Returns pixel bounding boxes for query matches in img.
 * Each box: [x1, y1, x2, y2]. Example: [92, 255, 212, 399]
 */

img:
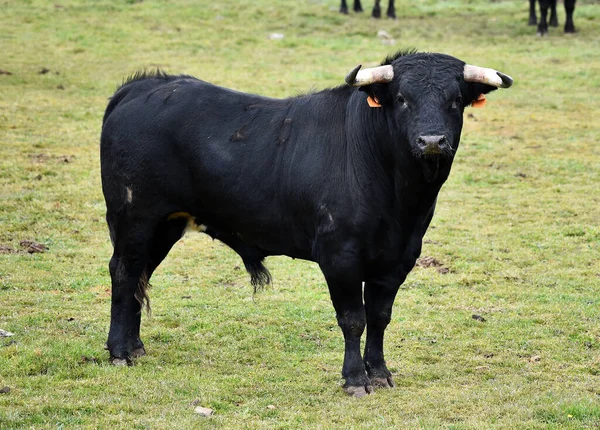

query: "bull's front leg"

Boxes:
[363, 273, 402, 388]
[318, 243, 371, 397]
[328, 279, 370, 397]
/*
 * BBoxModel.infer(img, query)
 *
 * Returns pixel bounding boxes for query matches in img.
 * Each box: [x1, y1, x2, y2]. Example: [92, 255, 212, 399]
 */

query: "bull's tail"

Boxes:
[244, 257, 272, 293]
[135, 268, 152, 315]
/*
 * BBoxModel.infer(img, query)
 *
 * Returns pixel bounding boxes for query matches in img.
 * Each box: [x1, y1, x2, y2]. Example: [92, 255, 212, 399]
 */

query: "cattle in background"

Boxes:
[100, 51, 512, 397]
[529, 0, 576, 35]
[340, 0, 396, 18]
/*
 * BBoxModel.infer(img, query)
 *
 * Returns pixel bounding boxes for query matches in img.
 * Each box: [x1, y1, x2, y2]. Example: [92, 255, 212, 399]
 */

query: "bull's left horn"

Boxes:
[464, 65, 513, 88]
[345, 64, 394, 87]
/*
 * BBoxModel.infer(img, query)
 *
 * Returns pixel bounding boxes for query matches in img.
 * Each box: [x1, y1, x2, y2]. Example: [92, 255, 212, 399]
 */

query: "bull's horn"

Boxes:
[345, 64, 394, 87]
[464, 65, 513, 88]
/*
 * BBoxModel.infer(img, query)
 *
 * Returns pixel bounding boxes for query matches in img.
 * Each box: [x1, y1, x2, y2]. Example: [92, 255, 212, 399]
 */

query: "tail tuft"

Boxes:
[244, 259, 271, 294]
[134, 269, 152, 315]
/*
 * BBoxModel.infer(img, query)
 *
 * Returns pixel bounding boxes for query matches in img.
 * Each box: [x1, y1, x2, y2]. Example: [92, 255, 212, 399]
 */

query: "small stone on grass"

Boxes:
[194, 406, 214, 417]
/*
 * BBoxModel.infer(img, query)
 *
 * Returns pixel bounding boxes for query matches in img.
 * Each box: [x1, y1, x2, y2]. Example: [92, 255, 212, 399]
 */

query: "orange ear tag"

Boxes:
[472, 94, 486, 108]
[367, 96, 382, 108]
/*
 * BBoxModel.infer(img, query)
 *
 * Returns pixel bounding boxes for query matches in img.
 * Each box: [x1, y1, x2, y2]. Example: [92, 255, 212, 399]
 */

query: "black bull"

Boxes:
[100, 51, 512, 397]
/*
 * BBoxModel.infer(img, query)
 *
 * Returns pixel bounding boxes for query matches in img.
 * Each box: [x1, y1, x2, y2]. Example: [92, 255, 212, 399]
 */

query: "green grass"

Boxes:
[1, 0, 600, 428]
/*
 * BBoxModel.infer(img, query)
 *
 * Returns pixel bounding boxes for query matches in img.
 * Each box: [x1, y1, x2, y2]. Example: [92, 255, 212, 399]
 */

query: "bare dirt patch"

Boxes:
[416, 256, 450, 274]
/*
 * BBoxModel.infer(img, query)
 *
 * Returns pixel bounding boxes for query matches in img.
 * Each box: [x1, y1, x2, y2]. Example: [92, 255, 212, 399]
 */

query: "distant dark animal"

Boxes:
[340, 0, 396, 18]
[529, 0, 576, 35]
[100, 51, 512, 397]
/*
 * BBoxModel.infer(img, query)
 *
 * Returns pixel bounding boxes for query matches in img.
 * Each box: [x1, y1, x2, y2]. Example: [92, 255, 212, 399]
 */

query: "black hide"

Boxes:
[100, 51, 505, 396]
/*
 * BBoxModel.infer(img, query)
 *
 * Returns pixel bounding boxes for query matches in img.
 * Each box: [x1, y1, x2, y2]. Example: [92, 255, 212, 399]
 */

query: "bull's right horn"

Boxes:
[464, 65, 513, 88]
[345, 64, 394, 87]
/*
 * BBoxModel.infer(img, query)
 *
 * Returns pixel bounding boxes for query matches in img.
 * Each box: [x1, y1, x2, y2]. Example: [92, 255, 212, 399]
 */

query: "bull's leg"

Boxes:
[549, 0, 559, 27]
[537, 0, 550, 35]
[363, 274, 400, 388]
[387, 0, 396, 19]
[106, 222, 151, 365]
[372, 0, 382, 18]
[341, 0, 362, 14]
[107, 216, 186, 364]
[318, 244, 370, 397]
[146, 218, 188, 279]
[528, 0, 537, 25]
[564, 0, 576, 33]
[340, 0, 349, 14]
[327, 278, 369, 397]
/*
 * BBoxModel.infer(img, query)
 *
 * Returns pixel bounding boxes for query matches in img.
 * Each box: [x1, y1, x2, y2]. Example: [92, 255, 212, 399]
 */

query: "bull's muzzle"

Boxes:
[416, 135, 449, 156]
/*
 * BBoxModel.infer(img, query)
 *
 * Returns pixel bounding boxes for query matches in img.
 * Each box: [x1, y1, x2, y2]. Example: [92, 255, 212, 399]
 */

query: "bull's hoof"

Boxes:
[131, 347, 146, 358]
[111, 357, 131, 366]
[344, 384, 373, 398]
[109, 347, 145, 365]
[370, 376, 396, 388]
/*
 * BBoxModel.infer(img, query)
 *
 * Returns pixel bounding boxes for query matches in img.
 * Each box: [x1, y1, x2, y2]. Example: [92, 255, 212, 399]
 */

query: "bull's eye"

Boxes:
[397, 94, 407, 108]
[452, 96, 462, 109]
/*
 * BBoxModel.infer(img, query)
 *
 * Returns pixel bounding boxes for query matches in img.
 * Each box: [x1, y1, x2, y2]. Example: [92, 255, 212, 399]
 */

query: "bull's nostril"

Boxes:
[417, 135, 447, 149]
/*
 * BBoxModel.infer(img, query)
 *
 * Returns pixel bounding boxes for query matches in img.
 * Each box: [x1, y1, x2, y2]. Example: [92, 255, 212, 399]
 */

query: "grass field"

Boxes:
[1, 0, 599, 428]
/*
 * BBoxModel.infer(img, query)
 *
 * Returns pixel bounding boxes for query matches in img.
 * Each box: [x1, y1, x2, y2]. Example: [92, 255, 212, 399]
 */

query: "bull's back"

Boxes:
[103, 76, 279, 194]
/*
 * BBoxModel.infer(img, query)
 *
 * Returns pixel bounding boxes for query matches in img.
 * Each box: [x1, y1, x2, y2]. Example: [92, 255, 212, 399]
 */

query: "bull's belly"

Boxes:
[169, 208, 315, 261]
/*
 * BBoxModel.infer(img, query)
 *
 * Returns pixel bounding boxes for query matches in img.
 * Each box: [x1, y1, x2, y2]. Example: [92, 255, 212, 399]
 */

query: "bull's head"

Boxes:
[345, 52, 513, 182]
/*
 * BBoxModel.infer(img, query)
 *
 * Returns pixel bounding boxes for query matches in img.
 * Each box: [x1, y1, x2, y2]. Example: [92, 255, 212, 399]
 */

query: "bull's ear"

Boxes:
[465, 83, 498, 108]
[358, 84, 393, 108]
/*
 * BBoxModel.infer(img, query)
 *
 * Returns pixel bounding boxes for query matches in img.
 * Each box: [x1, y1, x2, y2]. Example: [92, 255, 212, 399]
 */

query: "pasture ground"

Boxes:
[1, 0, 599, 428]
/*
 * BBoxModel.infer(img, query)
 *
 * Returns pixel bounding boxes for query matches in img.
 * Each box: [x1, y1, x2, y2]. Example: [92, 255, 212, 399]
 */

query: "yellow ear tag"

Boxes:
[367, 96, 382, 108]
[472, 93, 486, 108]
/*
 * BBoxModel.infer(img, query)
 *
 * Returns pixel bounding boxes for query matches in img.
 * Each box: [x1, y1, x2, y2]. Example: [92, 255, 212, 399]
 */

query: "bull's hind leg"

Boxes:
[107, 219, 152, 365]
[106, 215, 186, 365]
